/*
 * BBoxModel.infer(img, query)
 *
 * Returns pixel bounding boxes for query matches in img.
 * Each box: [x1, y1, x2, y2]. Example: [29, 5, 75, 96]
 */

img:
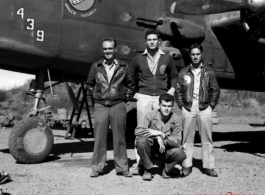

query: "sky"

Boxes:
[0, 70, 35, 89]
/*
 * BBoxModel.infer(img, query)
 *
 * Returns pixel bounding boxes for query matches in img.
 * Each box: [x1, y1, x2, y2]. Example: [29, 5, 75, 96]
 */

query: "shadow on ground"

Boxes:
[55, 158, 137, 171]
[249, 123, 265, 127]
[50, 130, 136, 158]
[193, 130, 265, 157]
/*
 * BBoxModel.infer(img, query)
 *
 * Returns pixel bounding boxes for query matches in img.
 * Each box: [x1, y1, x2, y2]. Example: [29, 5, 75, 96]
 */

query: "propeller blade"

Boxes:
[170, 0, 247, 15]
[64, 82, 79, 111]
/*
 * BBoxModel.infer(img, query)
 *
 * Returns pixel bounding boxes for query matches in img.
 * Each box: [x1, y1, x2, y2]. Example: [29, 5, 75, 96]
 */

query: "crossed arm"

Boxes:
[141, 129, 166, 153]
[144, 129, 166, 153]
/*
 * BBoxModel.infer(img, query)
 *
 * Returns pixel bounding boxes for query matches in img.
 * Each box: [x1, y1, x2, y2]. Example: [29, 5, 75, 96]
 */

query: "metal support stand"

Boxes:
[64, 83, 94, 139]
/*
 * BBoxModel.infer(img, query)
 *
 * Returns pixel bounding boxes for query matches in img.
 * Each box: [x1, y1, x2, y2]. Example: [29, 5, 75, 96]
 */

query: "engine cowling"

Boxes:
[247, 0, 265, 13]
[170, 0, 265, 15]
[156, 17, 205, 42]
[241, 9, 265, 39]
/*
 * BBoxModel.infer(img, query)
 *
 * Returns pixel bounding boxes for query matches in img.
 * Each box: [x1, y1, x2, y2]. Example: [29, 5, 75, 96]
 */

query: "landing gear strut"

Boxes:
[8, 70, 54, 164]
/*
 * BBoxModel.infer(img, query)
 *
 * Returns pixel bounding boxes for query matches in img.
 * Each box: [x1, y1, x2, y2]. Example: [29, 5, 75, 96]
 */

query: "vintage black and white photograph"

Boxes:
[0, 0, 265, 194]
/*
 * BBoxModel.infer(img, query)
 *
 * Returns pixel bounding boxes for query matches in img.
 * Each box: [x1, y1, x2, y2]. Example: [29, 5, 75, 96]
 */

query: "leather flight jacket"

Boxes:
[86, 58, 135, 106]
[176, 63, 220, 111]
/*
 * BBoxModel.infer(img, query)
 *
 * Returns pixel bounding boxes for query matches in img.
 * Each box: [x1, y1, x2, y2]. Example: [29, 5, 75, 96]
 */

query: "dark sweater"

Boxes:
[129, 52, 178, 96]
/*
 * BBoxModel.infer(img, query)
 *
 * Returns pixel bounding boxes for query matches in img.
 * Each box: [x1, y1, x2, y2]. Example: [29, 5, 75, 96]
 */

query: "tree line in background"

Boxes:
[1, 80, 265, 117]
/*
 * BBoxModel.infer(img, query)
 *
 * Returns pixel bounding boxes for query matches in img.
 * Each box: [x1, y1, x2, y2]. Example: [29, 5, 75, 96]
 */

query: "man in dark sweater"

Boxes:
[129, 29, 178, 174]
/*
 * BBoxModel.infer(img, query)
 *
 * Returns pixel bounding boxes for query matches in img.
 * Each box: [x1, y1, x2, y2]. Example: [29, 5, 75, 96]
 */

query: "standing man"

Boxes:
[135, 94, 186, 181]
[86, 37, 135, 178]
[176, 43, 220, 177]
[130, 29, 178, 174]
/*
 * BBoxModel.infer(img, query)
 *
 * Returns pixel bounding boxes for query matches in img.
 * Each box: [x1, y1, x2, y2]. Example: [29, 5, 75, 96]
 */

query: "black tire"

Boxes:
[2, 119, 11, 127]
[8, 118, 54, 164]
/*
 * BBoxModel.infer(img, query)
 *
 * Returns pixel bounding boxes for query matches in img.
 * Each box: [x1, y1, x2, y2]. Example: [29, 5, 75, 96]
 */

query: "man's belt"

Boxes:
[104, 101, 112, 107]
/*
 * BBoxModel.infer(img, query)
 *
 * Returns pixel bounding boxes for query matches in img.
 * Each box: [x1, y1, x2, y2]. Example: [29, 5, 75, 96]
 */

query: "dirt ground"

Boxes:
[0, 116, 265, 195]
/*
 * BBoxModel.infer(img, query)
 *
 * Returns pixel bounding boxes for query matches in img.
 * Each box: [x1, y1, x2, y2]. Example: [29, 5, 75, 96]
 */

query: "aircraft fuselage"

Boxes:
[0, 0, 265, 91]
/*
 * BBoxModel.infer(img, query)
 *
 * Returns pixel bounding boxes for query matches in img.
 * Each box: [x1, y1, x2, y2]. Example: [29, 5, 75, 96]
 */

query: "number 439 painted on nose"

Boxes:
[16, 8, 45, 42]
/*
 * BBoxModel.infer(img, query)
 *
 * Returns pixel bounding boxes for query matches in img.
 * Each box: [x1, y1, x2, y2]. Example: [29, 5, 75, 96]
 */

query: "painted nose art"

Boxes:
[73, 0, 84, 5]
[69, 0, 95, 11]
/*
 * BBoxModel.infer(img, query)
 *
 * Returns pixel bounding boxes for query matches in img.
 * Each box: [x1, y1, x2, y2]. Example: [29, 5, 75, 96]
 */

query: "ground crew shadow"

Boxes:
[212, 131, 265, 155]
[103, 158, 136, 174]
[51, 135, 136, 158]
[0, 148, 10, 154]
[192, 130, 265, 155]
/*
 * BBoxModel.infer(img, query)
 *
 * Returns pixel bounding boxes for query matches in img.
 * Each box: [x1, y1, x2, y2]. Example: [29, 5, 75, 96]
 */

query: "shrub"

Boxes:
[0, 89, 7, 102]
[218, 90, 265, 117]
[46, 83, 73, 115]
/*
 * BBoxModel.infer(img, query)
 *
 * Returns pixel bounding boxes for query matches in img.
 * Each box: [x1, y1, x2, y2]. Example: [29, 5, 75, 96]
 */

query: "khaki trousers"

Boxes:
[182, 105, 215, 169]
[91, 102, 129, 173]
[135, 93, 160, 125]
[134, 93, 160, 164]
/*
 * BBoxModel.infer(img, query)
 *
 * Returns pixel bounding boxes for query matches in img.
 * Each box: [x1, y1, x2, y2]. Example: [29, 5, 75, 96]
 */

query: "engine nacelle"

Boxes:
[156, 17, 205, 42]
[247, 0, 265, 13]
[159, 46, 182, 60]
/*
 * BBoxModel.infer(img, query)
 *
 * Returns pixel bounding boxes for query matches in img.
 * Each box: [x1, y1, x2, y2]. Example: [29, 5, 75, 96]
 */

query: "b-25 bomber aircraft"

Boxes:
[1, 0, 265, 164]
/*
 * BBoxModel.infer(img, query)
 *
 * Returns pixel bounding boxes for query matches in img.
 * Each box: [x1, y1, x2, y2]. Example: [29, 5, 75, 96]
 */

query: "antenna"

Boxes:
[47, 69, 57, 97]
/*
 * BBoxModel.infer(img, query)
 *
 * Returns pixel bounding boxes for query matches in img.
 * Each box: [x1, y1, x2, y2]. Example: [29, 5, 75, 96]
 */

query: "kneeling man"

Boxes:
[135, 94, 186, 180]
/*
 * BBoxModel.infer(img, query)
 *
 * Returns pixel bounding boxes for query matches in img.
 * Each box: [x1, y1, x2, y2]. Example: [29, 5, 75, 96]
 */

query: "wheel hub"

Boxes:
[23, 128, 48, 155]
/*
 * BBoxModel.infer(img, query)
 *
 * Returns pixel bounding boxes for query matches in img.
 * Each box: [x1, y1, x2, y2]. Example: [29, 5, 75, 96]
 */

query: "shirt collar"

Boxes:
[142, 48, 165, 56]
[103, 59, 118, 67]
[153, 110, 174, 123]
[190, 63, 203, 70]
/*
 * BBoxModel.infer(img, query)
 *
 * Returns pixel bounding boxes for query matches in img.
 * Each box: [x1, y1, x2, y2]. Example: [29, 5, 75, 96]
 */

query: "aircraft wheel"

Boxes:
[8, 118, 54, 164]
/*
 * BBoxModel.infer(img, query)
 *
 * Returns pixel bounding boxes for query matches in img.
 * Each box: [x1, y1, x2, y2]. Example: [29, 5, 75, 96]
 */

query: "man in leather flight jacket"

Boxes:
[176, 43, 220, 177]
[86, 37, 135, 178]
